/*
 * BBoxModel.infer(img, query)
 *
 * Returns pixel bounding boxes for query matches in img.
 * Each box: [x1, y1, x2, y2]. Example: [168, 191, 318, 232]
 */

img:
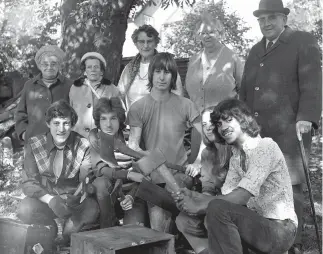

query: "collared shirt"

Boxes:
[266, 27, 285, 47]
[221, 136, 298, 226]
[15, 73, 72, 141]
[22, 131, 91, 198]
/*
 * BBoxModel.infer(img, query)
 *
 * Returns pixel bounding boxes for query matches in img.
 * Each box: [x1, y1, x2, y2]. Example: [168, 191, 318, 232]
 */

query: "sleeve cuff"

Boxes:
[238, 178, 259, 197]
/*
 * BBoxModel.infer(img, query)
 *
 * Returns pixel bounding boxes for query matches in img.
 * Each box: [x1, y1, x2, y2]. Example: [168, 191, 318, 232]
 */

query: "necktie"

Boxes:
[53, 148, 64, 182]
[266, 41, 273, 51]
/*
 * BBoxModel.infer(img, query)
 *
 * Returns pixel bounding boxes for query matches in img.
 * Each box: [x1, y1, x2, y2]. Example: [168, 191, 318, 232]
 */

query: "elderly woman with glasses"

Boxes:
[15, 45, 72, 143]
[118, 25, 184, 110]
[185, 13, 243, 113]
[69, 52, 123, 138]
[183, 13, 244, 178]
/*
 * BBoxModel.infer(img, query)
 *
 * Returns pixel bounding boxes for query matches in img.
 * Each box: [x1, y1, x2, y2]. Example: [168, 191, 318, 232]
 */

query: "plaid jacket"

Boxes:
[22, 131, 91, 198]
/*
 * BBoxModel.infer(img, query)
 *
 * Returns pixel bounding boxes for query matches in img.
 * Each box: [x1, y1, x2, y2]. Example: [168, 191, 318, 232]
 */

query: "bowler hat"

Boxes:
[253, 0, 290, 17]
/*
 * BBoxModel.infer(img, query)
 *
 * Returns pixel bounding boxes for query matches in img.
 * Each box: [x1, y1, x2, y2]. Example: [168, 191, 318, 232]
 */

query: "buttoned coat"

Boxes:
[69, 78, 122, 138]
[240, 26, 322, 184]
[15, 74, 72, 142]
[185, 46, 243, 113]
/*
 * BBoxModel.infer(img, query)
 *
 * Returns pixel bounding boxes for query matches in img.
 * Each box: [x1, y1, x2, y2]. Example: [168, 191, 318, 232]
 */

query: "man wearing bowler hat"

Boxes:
[240, 0, 322, 253]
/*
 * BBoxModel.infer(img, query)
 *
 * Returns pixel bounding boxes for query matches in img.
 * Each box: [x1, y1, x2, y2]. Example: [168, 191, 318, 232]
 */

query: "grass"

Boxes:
[0, 134, 321, 253]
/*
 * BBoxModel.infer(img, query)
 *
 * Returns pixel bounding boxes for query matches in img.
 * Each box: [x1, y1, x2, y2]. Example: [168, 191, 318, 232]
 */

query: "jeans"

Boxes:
[206, 199, 297, 254]
[148, 172, 193, 232]
[292, 184, 304, 244]
[176, 212, 208, 253]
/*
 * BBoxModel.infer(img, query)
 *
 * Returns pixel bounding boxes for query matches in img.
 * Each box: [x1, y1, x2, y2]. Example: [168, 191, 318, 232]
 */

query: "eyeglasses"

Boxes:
[257, 14, 286, 25]
[199, 29, 221, 37]
[40, 62, 59, 68]
[136, 39, 156, 47]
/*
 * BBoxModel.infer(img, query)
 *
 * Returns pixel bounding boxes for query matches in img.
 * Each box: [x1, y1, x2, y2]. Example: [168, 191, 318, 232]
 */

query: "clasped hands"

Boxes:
[171, 188, 205, 216]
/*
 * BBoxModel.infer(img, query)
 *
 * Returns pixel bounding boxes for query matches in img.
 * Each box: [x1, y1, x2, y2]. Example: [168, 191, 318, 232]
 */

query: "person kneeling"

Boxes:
[17, 100, 106, 244]
[173, 99, 297, 254]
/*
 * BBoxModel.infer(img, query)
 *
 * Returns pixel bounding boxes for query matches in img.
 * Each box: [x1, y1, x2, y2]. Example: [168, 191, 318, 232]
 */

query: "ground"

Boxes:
[0, 132, 322, 253]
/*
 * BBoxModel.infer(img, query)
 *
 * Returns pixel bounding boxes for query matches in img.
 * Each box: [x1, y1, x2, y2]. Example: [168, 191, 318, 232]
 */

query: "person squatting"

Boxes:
[14, 0, 321, 253]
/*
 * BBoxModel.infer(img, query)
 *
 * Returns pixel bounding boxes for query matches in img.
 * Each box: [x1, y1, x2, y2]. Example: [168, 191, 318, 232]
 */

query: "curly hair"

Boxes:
[92, 97, 126, 130]
[147, 52, 178, 92]
[131, 24, 160, 45]
[45, 100, 78, 127]
[210, 99, 261, 144]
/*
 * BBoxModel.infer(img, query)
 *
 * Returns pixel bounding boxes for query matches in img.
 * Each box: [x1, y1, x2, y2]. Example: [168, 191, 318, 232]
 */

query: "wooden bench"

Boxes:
[71, 224, 175, 254]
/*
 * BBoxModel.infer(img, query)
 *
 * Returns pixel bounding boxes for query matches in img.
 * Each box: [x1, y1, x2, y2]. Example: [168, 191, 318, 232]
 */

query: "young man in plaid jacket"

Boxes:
[17, 100, 110, 243]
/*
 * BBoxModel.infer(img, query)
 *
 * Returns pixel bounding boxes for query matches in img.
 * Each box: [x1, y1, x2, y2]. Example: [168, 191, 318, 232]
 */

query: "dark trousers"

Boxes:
[206, 199, 297, 254]
[17, 196, 99, 236]
[93, 176, 147, 227]
[292, 184, 304, 245]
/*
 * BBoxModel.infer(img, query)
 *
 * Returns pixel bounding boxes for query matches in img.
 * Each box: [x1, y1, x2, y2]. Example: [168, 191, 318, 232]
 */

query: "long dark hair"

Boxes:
[147, 52, 178, 92]
[211, 99, 260, 144]
[92, 97, 126, 130]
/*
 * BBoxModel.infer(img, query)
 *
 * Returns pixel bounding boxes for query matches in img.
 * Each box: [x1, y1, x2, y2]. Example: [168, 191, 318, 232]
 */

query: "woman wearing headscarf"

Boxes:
[69, 52, 123, 138]
[118, 25, 184, 110]
[185, 12, 243, 113]
[15, 45, 72, 142]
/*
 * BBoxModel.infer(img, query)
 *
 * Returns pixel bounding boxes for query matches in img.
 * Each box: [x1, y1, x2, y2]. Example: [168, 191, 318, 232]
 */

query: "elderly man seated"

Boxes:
[17, 100, 112, 245]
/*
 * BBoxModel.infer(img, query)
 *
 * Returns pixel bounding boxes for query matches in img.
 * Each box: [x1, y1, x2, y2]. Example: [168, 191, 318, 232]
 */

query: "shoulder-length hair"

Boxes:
[45, 100, 78, 127]
[147, 52, 178, 92]
[210, 99, 261, 144]
[201, 106, 216, 148]
[92, 97, 126, 130]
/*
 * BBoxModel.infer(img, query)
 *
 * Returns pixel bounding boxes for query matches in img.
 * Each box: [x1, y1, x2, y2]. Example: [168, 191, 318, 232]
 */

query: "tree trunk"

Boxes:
[60, 0, 135, 84]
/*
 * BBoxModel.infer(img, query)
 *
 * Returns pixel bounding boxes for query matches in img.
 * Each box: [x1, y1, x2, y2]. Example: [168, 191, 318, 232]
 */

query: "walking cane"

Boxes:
[298, 134, 322, 254]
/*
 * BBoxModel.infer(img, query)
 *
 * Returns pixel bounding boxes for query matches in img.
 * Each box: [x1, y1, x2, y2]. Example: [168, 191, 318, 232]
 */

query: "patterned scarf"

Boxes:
[125, 50, 158, 94]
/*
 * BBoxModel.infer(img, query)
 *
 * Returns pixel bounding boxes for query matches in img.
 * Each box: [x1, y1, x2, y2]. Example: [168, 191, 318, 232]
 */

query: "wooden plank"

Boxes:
[71, 225, 175, 254]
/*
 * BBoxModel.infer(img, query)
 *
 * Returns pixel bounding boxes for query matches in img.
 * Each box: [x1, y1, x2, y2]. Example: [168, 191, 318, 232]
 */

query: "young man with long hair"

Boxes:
[173, 99, 297, 254]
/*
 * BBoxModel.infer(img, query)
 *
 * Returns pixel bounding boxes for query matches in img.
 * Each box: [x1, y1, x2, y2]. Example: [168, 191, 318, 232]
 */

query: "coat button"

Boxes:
[87, 103, 91, 108]
[260, 63, 264, 67]
[255, 87, 259, 91]
[254, 112, 259, 117]
[85, 128, 90, 132]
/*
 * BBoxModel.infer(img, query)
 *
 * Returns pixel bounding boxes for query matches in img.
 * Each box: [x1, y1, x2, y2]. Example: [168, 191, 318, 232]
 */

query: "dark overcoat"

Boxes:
[240, 26, 322, 185]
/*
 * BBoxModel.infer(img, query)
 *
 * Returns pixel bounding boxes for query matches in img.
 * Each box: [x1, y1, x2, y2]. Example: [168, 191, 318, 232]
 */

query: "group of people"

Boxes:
[13, 0, 321, 253]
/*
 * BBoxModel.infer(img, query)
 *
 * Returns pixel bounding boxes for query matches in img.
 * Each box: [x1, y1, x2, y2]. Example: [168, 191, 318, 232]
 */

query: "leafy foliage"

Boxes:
[0, 0, 60, 76]
[287, 0, 322, 48]
[161, 0, 252, 59]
